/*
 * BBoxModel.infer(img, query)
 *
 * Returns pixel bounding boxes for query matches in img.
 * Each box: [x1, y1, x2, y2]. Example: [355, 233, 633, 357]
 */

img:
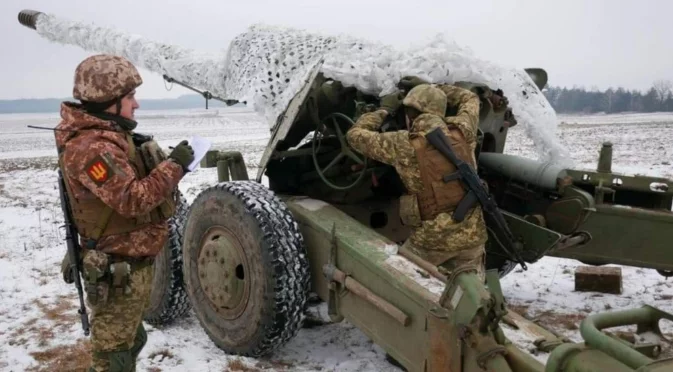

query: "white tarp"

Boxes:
[35, 13, 572, 165]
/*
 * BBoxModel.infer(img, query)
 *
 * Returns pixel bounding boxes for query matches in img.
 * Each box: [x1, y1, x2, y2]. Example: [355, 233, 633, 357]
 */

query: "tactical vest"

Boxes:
[408, 125, 476, 221]
[58, 133, 176, 246]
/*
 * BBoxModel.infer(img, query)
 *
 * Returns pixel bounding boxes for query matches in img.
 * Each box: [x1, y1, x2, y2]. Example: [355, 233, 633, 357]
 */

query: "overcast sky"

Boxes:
[1, 0, 671, 100]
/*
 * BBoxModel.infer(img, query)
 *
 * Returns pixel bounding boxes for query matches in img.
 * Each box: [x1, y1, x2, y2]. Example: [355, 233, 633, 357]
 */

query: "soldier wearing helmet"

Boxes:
[56, 54, 194, 371]
[346, 77, 488, 279]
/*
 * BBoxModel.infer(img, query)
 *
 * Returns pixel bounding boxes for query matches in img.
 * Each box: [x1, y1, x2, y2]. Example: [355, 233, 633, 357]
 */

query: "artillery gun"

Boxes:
[18, 9, 673, 371]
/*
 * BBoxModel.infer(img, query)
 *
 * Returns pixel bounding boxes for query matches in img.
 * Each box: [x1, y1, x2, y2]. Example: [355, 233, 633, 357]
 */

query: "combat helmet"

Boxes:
[72, 54, 142, 105]
[402, 84, 447, 117]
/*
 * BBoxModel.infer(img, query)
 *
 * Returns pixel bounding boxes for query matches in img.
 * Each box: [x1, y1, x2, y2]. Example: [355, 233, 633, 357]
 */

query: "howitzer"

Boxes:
[425, 126, 528, 270]
[57, 167, 90, 336]
[17, 7, 673, 371]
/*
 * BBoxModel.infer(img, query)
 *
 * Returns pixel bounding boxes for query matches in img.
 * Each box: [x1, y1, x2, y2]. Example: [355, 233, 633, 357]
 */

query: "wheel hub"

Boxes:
[198, 226, 249, 318]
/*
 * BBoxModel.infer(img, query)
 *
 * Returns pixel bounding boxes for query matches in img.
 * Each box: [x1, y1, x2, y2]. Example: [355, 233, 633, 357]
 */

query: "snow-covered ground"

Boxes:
[0, 108, 672, 371]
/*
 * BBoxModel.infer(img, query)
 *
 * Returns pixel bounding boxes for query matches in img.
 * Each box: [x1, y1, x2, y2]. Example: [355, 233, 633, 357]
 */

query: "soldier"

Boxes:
[346, 78, 488, 279]
[56, 54, 194, 371]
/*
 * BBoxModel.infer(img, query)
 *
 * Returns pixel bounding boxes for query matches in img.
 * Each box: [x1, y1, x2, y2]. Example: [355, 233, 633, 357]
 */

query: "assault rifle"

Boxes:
[57, 167, 90, 336]
[425, 127, 528, 270]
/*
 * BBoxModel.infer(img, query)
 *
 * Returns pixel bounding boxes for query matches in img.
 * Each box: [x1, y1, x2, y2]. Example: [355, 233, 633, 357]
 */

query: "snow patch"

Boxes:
[383, 255, 444, 299]
[34, 12, 571, 165]
[383, 244, 399, 256]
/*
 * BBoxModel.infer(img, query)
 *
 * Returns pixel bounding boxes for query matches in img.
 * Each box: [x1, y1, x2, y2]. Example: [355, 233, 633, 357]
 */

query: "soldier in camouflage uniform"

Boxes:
[56, 54, 195, 371]
[346, 78, 488, 279]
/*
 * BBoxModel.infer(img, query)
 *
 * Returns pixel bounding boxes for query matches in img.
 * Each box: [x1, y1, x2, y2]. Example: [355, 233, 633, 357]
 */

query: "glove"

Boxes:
[61, 252, 75, 284]
[489, 89, 509, 112]
[380, 92, 404, 114]
[397, 76, 429, 92]
[168, 140, 195, 172]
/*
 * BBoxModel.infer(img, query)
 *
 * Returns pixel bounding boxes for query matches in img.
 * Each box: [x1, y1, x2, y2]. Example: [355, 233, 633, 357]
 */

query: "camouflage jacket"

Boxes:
[346, 85, 487, 265]
[55, 102, 184, 258]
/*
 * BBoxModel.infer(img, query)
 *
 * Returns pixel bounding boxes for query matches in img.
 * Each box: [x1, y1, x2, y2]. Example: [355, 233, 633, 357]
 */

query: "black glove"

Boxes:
[168, 140, 195, 172]
[380, 92, 404, 114]
[397, 76, 429, 92]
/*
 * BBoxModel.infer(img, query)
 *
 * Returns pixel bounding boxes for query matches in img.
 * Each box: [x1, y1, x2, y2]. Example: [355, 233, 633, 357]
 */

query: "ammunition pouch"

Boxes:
[81, 249, 155, 306]
[58, 133, 177, 249]
[110, 261, 131, 297]
[82, 250, 111, 307]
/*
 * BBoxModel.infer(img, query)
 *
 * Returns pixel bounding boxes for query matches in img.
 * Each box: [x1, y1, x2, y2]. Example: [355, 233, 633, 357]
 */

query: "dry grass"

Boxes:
[508, 303, 531, 317]
[26, 339, 92, 372]
[33, 296, 78, 327]
[148, 349, 176, 362]
[8, 296, 78, 349]
[225, 358, 262, 372]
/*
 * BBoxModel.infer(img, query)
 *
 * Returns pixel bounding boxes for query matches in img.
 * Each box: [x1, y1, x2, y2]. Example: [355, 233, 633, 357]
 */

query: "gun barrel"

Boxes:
[17, 9, 225, 99]
[18, 9, 42, 30]
[479, 153, 568, 190]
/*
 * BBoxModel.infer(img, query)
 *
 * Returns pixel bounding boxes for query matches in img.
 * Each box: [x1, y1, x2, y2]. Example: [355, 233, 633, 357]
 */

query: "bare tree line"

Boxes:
[543, 79, 673, 114]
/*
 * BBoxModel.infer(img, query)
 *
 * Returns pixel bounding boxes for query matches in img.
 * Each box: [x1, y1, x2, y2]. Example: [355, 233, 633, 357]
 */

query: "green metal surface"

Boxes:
[546, 345, 634, 372]
[283, 196, 446, 371]
[548, 204, 673, 270]
[502, 211, 563, 262]
[579, 305, 673, 369]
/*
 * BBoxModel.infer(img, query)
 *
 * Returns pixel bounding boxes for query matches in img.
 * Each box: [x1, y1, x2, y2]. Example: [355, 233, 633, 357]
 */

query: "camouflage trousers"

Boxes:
[83, 252, 154, 372]
[401, 240, 486, 282]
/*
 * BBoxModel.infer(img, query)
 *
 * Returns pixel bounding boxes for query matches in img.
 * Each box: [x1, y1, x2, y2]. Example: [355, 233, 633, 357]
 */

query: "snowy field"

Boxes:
[0, 108, 672, 371]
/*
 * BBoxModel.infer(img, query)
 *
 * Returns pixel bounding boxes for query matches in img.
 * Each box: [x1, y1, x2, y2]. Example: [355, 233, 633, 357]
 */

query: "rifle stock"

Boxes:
[425, 127, 527, 270]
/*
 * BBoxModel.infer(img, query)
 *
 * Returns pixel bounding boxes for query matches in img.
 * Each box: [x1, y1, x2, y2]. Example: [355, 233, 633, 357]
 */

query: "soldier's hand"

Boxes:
[380, 92, 404, 114]
[489, 89, 509, 112]
[397, 76, 429, 91]
[61, 252, 75, 284]
[168, 140, 195, 172]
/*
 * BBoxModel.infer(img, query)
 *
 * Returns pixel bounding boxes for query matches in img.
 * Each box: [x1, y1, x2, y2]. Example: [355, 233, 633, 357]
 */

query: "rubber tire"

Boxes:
[143, 192, 192, 326]
[183, 180, 310, 357]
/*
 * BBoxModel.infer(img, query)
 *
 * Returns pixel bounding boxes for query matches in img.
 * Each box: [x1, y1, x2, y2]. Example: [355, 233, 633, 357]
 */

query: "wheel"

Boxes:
[144, 191, 192, 326]
[311, 112, 369, 190]
[182, 180, 310, 357]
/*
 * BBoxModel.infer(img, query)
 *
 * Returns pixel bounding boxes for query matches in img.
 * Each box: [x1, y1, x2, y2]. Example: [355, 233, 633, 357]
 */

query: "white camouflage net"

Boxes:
[35, 12, 572, 165]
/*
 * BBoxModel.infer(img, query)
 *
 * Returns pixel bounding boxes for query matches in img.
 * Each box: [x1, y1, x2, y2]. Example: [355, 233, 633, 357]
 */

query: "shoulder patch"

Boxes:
[85, 155, 111, 186]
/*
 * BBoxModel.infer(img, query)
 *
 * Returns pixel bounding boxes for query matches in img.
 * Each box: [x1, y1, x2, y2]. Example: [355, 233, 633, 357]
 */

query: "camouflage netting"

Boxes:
[35, 13, 572, 165]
